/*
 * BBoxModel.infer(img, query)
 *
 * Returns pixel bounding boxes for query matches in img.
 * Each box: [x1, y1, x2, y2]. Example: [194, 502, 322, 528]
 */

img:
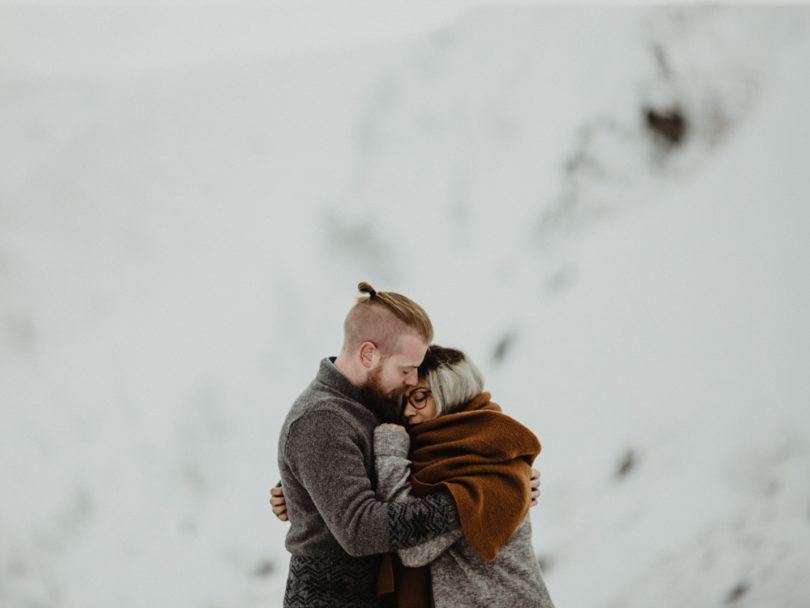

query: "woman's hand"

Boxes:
[269, 483, 288, 521]
[378, 423, 406, 432]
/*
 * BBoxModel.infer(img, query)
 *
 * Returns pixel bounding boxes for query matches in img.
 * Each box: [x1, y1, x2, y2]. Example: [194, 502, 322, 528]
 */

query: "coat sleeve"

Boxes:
[286, 411, 460, 557]
[373, 425, 465, 567]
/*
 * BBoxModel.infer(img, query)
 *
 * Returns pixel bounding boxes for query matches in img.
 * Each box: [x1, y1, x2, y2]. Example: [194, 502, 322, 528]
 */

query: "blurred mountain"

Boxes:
[1, 5, 809, 607]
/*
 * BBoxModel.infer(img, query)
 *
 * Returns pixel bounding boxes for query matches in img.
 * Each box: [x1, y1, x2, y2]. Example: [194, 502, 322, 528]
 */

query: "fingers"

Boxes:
[269, 497, 288, 520]
[269, 485, 289, 521]
[529, 468, 541, 507]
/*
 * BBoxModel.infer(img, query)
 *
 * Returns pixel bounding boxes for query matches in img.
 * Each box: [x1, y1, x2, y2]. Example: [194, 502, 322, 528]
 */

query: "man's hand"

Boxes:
[270, 483, 288, 521]
[530, 468, 541, 507]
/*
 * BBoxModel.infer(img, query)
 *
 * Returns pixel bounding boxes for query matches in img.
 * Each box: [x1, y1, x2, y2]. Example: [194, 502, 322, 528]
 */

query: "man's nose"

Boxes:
[403, 369, 418, 386]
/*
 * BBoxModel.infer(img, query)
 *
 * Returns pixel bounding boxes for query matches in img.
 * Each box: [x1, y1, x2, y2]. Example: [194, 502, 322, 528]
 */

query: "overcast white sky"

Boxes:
[1, 0, 790, 81]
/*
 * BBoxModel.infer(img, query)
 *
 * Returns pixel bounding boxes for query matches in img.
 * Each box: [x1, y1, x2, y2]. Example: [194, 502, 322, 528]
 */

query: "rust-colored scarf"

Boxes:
[378, 393, 541, 607]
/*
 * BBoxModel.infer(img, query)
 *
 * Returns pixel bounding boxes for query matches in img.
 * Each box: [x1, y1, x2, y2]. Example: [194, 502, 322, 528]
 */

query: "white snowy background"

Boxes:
[1, 2, 809, 607]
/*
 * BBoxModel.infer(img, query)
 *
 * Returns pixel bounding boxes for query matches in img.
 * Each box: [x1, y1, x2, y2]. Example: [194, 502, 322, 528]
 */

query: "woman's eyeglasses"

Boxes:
[407, 388, 431, 410]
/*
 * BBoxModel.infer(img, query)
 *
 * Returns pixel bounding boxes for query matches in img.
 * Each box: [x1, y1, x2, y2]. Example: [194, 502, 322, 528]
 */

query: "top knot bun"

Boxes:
[357, 281, 377, 298]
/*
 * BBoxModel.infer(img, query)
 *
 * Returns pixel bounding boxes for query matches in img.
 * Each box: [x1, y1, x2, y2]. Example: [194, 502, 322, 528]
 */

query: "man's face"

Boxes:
[360, 334, 426, 423]
[370, 332, 428, 396]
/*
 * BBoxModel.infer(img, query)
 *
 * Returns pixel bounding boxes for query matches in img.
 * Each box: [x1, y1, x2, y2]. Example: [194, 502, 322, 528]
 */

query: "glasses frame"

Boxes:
[407, 388, 432, 410]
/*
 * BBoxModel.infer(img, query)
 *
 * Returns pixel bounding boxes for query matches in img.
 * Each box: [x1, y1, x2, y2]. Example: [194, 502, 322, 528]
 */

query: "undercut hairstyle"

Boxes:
[418, 345, 485, 417]
[343, 282, 434, 356]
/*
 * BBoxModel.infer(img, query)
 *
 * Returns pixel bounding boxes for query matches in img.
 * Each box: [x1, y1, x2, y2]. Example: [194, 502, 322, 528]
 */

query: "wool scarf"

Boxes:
[378, 392, 541, 607]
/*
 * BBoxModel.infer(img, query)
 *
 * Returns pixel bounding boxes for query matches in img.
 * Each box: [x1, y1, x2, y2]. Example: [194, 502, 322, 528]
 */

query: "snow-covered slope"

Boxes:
[1, 5, 808, 607]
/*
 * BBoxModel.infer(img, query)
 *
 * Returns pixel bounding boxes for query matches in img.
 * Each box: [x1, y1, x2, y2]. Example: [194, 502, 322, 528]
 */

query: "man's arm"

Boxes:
[285, 411, 460, 557]
[272, 467, 542, 519]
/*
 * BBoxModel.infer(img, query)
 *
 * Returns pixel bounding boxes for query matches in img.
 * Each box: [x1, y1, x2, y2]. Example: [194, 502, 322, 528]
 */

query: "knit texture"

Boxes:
[408, 392, 540, 561]
[373, 396, 556, 608]
[285, 555, 383, 608]
[277, 358, 460, 608]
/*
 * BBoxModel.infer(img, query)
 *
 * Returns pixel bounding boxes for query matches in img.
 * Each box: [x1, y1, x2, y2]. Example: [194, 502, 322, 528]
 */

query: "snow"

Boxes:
[1, 3, 809, 607]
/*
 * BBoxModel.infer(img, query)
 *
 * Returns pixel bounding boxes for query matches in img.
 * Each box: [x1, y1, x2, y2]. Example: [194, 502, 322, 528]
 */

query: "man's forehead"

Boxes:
[390, 334, 428, 364]
[388, 351, 426, 366]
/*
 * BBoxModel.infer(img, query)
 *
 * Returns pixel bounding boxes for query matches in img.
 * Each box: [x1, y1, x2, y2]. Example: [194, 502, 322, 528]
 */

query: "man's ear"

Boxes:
[358, 341, 378, 370]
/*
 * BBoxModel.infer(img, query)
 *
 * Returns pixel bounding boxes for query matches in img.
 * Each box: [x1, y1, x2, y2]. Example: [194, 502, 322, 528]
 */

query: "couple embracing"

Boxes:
[272, 282, 555, 607]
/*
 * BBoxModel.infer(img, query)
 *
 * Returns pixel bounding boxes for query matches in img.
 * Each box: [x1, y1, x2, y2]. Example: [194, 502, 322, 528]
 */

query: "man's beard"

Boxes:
[360, 367, 405, 424]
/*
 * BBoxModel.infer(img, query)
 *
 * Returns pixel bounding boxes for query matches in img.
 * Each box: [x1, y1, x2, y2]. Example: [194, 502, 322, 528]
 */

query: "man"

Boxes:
[276, 282, 462, 607]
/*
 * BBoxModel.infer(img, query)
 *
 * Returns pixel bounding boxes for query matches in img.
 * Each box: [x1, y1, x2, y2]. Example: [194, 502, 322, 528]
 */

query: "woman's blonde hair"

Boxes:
[343, 282, 434, 356]
[418, 345, 485, 416]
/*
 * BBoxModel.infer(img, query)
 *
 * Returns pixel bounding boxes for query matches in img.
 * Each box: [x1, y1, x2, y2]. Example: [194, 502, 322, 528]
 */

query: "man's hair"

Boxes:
[343, 282, 434, 356]
[418, 345, 485, 417]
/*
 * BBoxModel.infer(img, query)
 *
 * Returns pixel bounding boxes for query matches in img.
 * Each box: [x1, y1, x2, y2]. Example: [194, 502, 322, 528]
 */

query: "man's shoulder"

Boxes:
[281, 378, 376, 443]
[279, 397, 377, 471]
[290, 372, 364, 416]
[287, 392, 364, 429]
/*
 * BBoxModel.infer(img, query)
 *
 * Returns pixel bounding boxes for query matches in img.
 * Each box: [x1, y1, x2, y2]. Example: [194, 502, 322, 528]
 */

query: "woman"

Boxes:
[374, 345, 555, 608]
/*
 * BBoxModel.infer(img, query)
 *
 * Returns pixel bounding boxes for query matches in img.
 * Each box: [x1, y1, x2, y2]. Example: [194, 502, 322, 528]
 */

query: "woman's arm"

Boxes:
[374, 425, 464, 567]
[373, 424, 416, 502]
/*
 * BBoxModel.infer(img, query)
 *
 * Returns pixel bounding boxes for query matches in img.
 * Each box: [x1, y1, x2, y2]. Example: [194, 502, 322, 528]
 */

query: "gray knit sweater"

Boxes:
[374, 425, 556, 608]
[277, 358, 461, 608]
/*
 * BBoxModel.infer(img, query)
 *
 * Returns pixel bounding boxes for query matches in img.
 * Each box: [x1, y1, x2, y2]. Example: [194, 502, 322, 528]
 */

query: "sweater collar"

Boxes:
[317, 357, 365, 403]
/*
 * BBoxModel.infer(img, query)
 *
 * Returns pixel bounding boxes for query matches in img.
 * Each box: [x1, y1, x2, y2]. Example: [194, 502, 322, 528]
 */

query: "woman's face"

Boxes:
[402, 380, 437, 425]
